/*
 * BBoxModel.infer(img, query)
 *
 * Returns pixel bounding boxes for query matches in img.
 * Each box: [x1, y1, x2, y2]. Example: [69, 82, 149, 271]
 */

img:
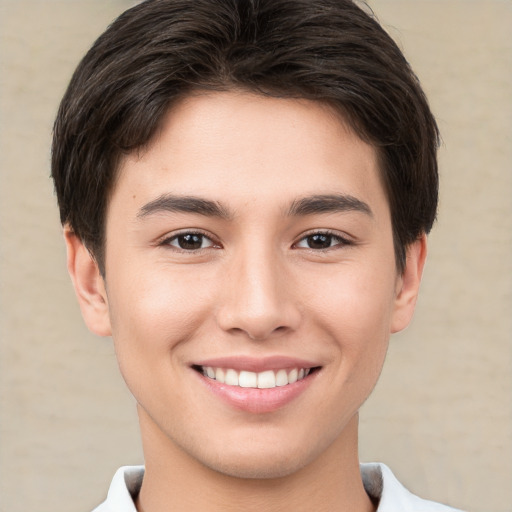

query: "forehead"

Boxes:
[111, 91, 387, 218]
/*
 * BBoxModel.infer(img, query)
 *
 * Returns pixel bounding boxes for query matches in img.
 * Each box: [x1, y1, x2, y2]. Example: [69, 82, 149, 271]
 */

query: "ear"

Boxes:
[64, 225, 112, 337]
[390, 234, 428, 334]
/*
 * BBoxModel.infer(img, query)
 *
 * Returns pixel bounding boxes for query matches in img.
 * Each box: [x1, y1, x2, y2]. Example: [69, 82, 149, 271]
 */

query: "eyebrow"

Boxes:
[137, 194, 233, 220]
[137, 192, 372, 221]
[287, 194, 373, 217]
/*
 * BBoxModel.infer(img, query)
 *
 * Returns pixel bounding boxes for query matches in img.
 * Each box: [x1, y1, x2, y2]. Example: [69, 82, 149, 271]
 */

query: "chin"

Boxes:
[186, 432, 327, 481]
[202, 451, 310, 480]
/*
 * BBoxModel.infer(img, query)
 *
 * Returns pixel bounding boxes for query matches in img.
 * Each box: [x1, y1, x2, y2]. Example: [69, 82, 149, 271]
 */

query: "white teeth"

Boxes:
[225, 369, 239, 386]
[275, 369, 289, 387]
[257, 370, 276, 389]
[201, 366, 313, 389]
[215, 368, 226, 383]
[239, 370, 257, 388]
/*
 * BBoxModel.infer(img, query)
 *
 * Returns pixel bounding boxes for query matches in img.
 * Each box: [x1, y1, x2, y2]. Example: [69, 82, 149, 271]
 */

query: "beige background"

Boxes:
[0, 1, 510, 511]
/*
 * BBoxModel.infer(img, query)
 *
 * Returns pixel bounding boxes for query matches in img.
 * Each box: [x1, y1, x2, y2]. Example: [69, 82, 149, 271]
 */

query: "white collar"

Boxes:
[94, 462, 463, 511]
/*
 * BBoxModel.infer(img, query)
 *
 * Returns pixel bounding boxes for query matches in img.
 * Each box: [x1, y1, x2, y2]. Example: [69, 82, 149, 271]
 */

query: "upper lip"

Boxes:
[191, 355, 320, 373]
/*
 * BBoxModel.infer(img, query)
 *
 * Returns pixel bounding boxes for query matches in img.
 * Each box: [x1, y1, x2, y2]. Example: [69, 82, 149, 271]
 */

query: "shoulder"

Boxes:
[361, 462, 465, 512]
[91, 466, 144, 512]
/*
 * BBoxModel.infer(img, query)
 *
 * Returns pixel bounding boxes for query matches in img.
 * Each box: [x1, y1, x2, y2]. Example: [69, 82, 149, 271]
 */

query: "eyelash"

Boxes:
[160, 230, 220, 252]
[160, 229, 352, 253]
[293, 230, 353, 251]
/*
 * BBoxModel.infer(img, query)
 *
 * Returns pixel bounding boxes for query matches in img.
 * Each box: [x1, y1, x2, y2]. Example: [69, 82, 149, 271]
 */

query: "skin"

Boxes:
[65, 91, 426, 512]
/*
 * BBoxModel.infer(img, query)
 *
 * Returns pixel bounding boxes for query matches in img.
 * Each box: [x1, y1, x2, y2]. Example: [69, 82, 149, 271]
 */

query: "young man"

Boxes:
[51, 0, 463, 510]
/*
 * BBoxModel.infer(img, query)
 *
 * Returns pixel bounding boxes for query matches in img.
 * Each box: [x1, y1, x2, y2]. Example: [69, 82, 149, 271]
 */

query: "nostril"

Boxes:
[216, 290, 302, 341]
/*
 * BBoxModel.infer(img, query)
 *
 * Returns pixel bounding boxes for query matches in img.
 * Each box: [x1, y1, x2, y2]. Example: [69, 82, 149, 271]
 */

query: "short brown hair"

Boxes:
[52, 0, 439, 274]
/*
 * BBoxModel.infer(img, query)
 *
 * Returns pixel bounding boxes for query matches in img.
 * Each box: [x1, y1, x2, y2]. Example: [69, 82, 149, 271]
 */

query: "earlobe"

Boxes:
[390, 234, 428, 334]
[64, 226, 112, 337]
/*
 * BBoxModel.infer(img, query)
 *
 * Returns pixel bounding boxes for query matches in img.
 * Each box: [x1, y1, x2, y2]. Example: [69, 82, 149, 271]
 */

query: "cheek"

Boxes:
[306, 261, 397, 337]
[305, 262, 396, 387]
[106, 264, 216, 360]
[105, 267, 216, 415]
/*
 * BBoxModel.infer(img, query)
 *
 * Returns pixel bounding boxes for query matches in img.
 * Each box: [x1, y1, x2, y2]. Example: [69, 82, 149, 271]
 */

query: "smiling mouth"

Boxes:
[192, 365, 320, 389]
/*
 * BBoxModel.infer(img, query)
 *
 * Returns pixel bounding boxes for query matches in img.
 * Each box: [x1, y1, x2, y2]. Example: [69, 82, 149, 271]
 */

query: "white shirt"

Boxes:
[92, 463, 464, 511]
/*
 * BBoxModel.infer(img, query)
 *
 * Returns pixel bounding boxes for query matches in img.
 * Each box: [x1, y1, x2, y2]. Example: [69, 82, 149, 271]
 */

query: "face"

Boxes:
[68, 91, 424, 479]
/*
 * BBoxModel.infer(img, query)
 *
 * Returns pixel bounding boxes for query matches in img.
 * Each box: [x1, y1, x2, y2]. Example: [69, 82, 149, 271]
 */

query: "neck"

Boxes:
[135, 407, 374, 512]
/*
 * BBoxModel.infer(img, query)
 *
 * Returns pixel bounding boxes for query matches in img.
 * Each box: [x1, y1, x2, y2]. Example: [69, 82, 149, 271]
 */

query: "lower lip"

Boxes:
[195, 371, 317, 414]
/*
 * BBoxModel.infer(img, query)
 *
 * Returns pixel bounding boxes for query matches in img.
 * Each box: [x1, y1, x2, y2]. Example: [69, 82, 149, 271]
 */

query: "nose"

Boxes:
[216, 246, 301, 341]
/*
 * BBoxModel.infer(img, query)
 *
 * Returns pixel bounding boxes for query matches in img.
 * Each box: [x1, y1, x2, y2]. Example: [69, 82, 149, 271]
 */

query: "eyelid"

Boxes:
[156, 228, 352, 252]
[159, 229, 221, 250]
[293, 229, 354, 249]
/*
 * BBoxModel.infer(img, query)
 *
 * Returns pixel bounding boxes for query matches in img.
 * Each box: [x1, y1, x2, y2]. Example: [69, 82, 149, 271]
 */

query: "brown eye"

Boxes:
[305, 234, 333, 249]
[295, 232, 350, 250]
[167, 233, 214, 250]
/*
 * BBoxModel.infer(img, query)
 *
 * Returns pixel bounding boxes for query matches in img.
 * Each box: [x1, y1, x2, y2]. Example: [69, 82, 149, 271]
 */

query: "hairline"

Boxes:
[88, 87, 408, 277]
